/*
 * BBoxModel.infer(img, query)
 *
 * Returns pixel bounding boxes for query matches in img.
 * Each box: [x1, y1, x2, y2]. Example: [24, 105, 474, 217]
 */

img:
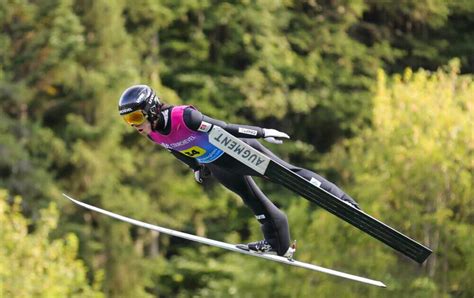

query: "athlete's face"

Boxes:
[133, 121, 152, 135]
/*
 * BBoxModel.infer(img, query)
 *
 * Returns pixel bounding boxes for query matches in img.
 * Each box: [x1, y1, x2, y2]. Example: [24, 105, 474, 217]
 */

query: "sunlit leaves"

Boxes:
[323, 62, 473, 296]
[0, 190, 104, 297]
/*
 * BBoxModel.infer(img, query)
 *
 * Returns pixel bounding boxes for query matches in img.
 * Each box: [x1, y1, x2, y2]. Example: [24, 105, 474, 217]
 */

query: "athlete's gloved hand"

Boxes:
[263, 128, 290, 144]
[193, 165, 211, 183]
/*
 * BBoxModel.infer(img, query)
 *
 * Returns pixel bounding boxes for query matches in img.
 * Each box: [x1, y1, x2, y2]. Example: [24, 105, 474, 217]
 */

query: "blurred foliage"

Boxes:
[0, 0, 473, 297]
[0, 189, 103, 297]
[322, 60, 473, 297]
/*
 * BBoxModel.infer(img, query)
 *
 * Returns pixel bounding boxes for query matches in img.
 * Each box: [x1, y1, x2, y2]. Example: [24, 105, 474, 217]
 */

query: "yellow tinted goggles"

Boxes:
[123, 110, 146, 125]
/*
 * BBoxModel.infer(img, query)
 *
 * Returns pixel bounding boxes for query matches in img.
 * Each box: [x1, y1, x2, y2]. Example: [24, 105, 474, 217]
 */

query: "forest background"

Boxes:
[0, 0, 472, 297]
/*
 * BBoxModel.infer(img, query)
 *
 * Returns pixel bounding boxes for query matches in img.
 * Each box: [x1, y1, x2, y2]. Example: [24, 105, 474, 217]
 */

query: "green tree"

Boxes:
[154, 0, 381, 153]
[0, 189, 104, 297]
[322, 60, 473, 297]
[0, 0, 78, 212]
[357, 0, 474, 73]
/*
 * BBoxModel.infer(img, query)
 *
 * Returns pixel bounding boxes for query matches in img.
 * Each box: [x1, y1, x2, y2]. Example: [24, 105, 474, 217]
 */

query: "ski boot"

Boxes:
[237, 240, 296, 260]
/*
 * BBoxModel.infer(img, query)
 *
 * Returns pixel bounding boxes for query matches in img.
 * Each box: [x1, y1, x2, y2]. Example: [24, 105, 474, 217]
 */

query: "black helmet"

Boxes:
[118, 85, 161, 124]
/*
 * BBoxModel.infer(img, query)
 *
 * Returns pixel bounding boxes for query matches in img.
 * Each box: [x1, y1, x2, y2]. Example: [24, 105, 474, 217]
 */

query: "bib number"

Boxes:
[180, 146, 206, 158]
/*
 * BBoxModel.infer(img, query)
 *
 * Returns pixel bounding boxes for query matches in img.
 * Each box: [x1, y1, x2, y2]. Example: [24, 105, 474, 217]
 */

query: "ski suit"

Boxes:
[147, 105, 357, 256]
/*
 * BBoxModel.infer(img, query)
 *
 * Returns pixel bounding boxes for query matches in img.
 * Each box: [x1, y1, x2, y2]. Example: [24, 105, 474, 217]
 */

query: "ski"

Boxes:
[63, 193, 386, 288]
[209, 126, 432, 264]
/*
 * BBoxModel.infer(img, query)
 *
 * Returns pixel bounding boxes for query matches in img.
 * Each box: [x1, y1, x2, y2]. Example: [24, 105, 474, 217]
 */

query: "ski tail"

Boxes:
[265, 161, 432, 263]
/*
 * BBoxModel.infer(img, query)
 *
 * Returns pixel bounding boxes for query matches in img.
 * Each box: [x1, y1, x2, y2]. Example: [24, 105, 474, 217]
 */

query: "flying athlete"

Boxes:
[118, 84, 360, 258]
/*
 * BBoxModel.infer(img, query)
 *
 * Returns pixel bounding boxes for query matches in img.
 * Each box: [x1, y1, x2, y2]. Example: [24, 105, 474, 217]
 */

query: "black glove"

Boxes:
[193, 165, 211, 183]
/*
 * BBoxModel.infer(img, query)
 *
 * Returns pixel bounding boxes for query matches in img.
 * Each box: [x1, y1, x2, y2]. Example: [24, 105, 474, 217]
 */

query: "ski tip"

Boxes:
[62, 193, 78, 203]
[376, 281, 387, 288]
